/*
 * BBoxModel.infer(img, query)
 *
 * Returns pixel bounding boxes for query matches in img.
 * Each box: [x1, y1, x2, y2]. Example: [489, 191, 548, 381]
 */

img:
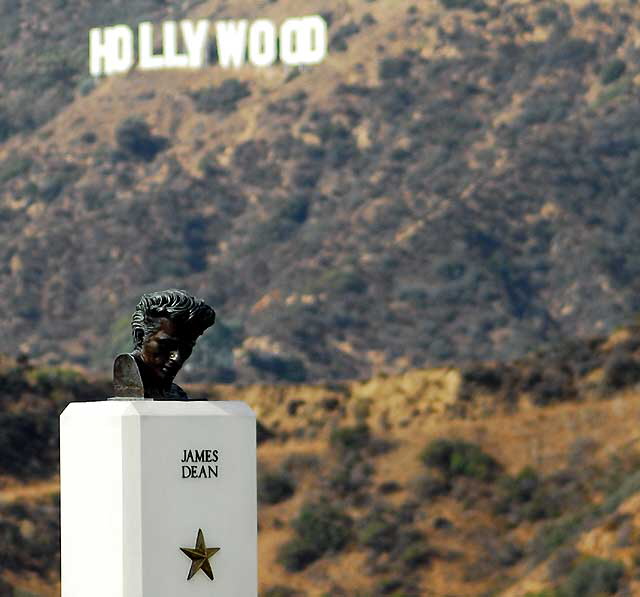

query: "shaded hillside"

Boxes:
[5, 324, 640, 595]
[2, 0, 640, 382]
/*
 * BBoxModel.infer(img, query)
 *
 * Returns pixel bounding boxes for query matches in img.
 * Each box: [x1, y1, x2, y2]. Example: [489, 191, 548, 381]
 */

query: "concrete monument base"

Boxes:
[60, 400, 257, 597]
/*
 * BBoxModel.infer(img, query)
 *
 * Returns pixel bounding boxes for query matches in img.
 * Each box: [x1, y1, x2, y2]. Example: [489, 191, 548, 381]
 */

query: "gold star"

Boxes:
[180, 528, 220, 581]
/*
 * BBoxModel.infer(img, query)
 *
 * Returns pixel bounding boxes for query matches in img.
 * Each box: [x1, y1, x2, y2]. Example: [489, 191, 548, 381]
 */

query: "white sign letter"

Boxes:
[108, 25, 134, 74]
[181, 19, 209, 68]
[279, 18, 303, 66]
[163, 21, 189, 68]
[215, 20, 248, 68]
[139, 22, 165, 70]
[301, 15, 327, 65]
[280, 16, 327, 66]
[248, 19, 276, 67]
[89, 26, 133, 76]
[89, 27, 110, 76]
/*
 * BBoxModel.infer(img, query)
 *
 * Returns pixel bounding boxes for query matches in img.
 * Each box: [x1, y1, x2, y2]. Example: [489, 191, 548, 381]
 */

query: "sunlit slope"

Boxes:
[5, 323, 640, 594]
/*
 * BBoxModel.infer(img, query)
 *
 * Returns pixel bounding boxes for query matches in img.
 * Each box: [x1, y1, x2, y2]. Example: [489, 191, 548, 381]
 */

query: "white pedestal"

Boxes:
[60, 400, 257, 597]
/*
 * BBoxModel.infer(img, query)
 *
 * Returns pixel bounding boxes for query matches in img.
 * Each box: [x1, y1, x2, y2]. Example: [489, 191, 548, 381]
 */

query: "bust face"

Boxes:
[138, 317, 196, 385]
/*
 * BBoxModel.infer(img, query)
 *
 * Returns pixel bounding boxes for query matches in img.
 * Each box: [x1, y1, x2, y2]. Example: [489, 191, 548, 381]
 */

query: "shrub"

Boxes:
[536, 6, 558, 26]
[494, 467, 560, 521]
[248, 352, 307, 382]
[330, 22, 360, 52]
[293, 501, 352, 553]
[329, 455, 373, 496]
[410, 472, 450, 500]
[440, 0, 487, 11]
[394, 529, 431, 570]
[321, 268, 368, 295]
[530, 515, 584, 563]
[561, 556, 624, 597]
[250, 195, 310, 247]
[420, 438, 500, 481]
[602, 353, 640, 391]
[600, 59, 626, 85]
[279, 501, 352, 571]
[115, 118, 167, 161]
[277, 538, 320, 572]
[459, 365, 504, 400]
[278, 195, 309, 223]
[258, 470, 295, 504]
[198, 151, 226, 178]
[372, 577, 423, 596]
[549, 38, 597, 68]
[256, 420, 275, 444]
[373, 579, 405, 595]
[0, 411, 58, 477]
[292, 160, 323, 189]
[281, 453, 320, 473]
[357, 507, 398, 553]
[0, 154, 32, 184]
[547, 546, 579, 581]
[189, 79, 250, 113]
[378, 57, 412, 80]
[264, 586, 305, 597]
[330, 424, 370, 453]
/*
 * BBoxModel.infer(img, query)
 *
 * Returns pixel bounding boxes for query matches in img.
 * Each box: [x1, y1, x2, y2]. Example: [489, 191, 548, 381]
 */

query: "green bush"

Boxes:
[561, 556, 624, 596]
[373, 578, 412, 596]
[420, 438, 500, 481]
[601, 59, 626, 85]
[530, 515, 584, 563]
[394, 530, 431, 570]
[357, 508, 397, 553]
[378, 57, 412, 80]
[189, 79, 250, 113]
[258, 470, 295, 504]
[115, 118, 167, 161]
[410, 472, 450, 500]
[494, 467, 560, 521]
[277, 537, 319, 572]
[248, 352, 307, 382]
[0, 412, 58, 477]
[0, 155, 32, 184]
[328, 456, 373, 496]
[440, 0, 487, 11]
[330, 424, 370, 453]
[263, 586, 305, 597]
[198, 151, 226, 178]
[536, 6, 558, 26]
[320, 268, 368, 295]
[330, 22, 360, 52]
[293, 501, 352, 554]
[601, 353, 640, 392]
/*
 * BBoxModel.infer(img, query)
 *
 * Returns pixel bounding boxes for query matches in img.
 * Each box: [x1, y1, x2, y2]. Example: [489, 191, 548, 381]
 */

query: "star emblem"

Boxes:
[179, 528, 220, 581]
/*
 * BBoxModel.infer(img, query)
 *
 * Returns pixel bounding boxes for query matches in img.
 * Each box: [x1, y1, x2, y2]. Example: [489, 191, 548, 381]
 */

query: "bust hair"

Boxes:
[131, 289, 216, 350]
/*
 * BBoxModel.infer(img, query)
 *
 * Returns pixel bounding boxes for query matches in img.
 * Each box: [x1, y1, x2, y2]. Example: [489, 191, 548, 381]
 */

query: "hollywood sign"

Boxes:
[89, 16, 328, 76]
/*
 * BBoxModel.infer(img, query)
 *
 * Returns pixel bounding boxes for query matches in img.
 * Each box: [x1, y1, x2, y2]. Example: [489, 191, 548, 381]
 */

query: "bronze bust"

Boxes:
[113, 289, 216, 400]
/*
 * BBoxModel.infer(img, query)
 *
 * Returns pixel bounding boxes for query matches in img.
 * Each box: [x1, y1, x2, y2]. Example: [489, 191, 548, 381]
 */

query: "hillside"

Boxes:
[1, 0, 640, 383]
[5, 324, 640, 595]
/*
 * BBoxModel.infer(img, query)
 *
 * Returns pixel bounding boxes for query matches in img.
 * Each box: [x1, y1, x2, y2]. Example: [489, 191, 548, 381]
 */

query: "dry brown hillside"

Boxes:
[4, 324, 640, 595]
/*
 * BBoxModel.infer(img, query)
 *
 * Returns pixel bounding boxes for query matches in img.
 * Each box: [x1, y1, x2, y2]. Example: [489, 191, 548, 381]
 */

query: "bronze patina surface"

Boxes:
[180, 528, 220, 581]
[112, 289, 215, 400]
[112, 353, 144, 398]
